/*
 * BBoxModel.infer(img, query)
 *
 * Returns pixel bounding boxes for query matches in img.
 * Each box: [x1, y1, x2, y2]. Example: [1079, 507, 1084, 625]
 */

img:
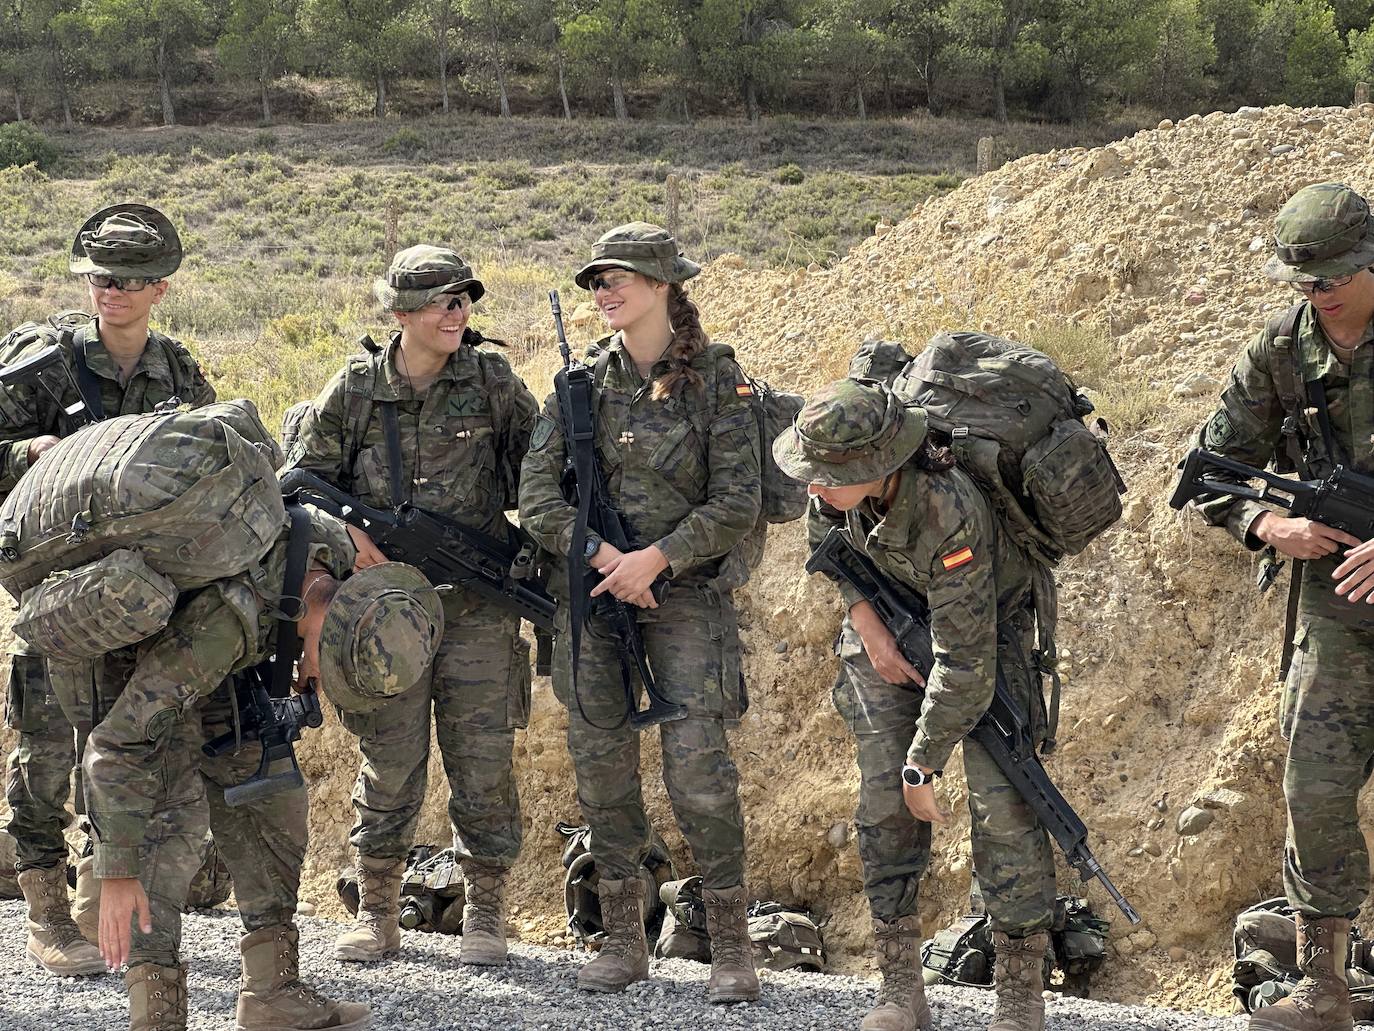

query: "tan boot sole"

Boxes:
[577, 970, 650, 993]
[236, 1015, 371, 1031]
[333, 944, 398, 963]
[27, 943, 107, 977]
[708, 985, 760, 1004]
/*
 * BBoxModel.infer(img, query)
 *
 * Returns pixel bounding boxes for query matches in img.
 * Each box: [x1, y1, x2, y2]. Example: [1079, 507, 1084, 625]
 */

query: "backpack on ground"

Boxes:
[851, 333, 1125, 564]
[0, 401, 286, 661]
[336, 844, 464, 934]
[747, 900, 827, 972]
[1233, 898, 1374, 1018]
[558, 819, 675, 946]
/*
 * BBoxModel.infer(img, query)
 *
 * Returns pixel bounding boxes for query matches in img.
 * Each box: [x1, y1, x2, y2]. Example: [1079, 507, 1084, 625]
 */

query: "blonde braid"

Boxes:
[652, 284, 709, 400]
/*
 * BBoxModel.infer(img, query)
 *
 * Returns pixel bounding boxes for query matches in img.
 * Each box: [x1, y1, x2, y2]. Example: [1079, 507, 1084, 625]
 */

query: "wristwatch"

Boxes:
[583, 533, 603, 560]
[901, 765, 941, 788]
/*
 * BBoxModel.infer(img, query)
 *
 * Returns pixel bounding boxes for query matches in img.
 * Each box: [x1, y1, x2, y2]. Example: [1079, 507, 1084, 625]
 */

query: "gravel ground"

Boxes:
[0, 900, 1243, 1031]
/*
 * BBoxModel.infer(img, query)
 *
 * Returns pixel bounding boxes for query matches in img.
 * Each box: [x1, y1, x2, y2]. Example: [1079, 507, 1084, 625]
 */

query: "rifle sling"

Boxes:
[1279, 558, 1305, 681]
[71, 329, 105, 422]
[378, 399, 407, 507]
[271, 502, 312, 698]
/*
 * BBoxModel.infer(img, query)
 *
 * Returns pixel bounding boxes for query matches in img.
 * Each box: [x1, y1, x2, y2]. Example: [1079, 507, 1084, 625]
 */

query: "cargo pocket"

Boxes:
[441, 632, 532, 731]
[1280, 623, 1311, 742]
[648, 421, 708, 499]
[508, 635, 533, 730]
[1021, 420, 1124, 556]
[3, 656, 42, 732]
[338, 706, 378, 740]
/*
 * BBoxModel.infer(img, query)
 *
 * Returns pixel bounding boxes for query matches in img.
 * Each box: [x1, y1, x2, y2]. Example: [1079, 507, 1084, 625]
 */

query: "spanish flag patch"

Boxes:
[735, 382, 755, 397]
[941, 546, 975, 571]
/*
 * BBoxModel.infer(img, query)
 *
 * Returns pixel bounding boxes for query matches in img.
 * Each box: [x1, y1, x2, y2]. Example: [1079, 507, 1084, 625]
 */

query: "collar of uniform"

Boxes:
[871, 463, 920, 549]
[1298, 303, 1374, 377]
[604, 333, 670, 387]
[377, 335, 472, 400]
[84, 328, 175, 387]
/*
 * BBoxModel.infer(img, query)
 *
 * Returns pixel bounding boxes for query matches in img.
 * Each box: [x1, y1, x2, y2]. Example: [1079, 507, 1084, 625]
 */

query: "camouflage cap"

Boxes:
[772, 379, 927, 487]
[574, 222, 701, 289]
[1263, 182, 1374, 283]
[319, 562, 443, 715]
[69, 203, 182, 279]
[373, 245, 486, 312]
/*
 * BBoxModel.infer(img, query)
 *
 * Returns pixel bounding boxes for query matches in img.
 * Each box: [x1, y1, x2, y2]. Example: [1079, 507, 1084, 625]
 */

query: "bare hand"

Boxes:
[1253, 512, 1361, 560]
[902, 772, 950, 825]
[99, 877, 152, 970]
[1333, 538, 1374, 602]
[591, 546, 668, 609]
[26, 434, 59, 465]
[346, 524, 388, 571]
[851, 601, 925, 685]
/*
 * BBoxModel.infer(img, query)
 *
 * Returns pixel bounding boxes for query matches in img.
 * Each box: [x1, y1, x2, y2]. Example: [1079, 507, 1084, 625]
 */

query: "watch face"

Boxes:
[902, 766, 925, 787]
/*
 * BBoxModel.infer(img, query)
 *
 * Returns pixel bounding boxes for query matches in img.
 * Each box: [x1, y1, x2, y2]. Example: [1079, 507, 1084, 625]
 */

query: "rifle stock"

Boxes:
[0, 344, 92, 430]
[805, 527, 1141, 925]
[202, 674, 324, 806]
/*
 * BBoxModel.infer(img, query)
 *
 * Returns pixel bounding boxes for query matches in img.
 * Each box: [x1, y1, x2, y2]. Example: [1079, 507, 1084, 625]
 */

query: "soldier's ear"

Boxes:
[150, 280, 170, 305]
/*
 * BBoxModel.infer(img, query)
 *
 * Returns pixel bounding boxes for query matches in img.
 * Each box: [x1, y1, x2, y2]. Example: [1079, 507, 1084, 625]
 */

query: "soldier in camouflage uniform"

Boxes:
[518, 223, 763, 1003]
[283, 245, 538, 966]
[83, 495, 441, 1031]
[775, 380, 1055, 1031]
[1190, 182, 1374, 1031]
[0, 204, 215, 978]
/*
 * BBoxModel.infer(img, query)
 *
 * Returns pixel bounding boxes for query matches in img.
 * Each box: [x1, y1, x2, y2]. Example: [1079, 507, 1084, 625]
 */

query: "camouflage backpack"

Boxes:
[558, 820, 675, 946]
[1233, 898, 1374, 1018]
[279, 400, 313, 457]
[338, 844, 465, 935]
[0, 400, 285, 662]
[747, 901, 827, 973]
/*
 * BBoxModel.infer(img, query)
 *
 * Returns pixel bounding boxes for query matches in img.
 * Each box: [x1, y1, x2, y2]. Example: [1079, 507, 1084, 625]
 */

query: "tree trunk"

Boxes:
[557, 51, 571, 120]
[375, 73, 386, 118]
[490, 28, 511, 117]
[992, 64, 1007, 122]
[612, 78, 628, 120]
[61, 90, 72, 130]
[856, 86, 866, 120]
[260, 80, 272, 124]
[12, 87, 21, 122]
[745, 77, 759, 123]
[157, 37, 175, 126]
[439, 31, 449, 114]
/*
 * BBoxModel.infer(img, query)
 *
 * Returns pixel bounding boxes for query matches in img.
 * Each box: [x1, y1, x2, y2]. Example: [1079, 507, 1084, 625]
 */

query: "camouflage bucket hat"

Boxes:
[69, 203, 182, 279]
[1263, 183, 1374, 283]
[373, 245, 486, 312]
[574, 222, 701, 289]
[772, 379, 928, 487]
[319, 562, 444, 715]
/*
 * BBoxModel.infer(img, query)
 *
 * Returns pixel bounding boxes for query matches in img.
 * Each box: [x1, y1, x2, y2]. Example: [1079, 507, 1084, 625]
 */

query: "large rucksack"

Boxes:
[1233, 899, 1374, 1018]
[851, 333, 1125, 563]
[0, 400, 286, 660]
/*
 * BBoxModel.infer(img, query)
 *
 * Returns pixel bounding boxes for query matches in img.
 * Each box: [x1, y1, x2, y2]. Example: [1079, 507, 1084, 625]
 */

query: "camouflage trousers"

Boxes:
[833, 619, 1055, 936]
[1280, 572, 1374, 917]
[3, 654, 78, 872]
[552, 582, 748, 888]
[341, 605, 529, 868]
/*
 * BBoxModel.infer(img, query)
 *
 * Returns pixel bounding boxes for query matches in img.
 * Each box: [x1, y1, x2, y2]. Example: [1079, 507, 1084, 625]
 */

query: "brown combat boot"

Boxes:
[459, 862, 509, 966]
[333, 855, 402, 963]
[1249, 915, 1353, 1031]
[125, 962, 187, 1031]
[576, 876, 650, 993]
[989, 931, 1049, 1031]
[18, 864, 106, 976]
[702, 884, 760, 1003]
[861, 915, 932, 1031]
[72, 855, 101, 945]
[237, 924, 371, 1031]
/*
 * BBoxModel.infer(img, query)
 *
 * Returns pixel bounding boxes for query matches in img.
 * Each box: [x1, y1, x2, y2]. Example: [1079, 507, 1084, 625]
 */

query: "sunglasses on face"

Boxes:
[1293, 274, 1356, 296]
[589, 272, 637, 293]
[421, 292, 471, 313]
[86, 273, 162, 292]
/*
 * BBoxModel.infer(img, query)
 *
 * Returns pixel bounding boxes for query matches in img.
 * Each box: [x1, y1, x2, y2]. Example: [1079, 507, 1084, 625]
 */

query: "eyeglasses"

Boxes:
[420, 292, 470, 313]
[1293, 274, 1355, 296]
[86, 273, 162, 292]
[589, 272, 637, 293]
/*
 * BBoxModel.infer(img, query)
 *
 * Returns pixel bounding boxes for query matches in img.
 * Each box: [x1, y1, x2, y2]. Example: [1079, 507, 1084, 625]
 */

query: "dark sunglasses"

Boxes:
[86, 273, 161, 292]
[1293, 274, 1355, 296]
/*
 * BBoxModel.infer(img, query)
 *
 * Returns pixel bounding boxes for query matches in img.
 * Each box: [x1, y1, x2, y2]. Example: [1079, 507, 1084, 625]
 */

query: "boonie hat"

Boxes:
[319, 562, 443, 714]
[374, 245, 486, 312]
[1263, 182, 1374, 283]
[69, 203, 182, 279]
[772, 379, 928, 487]
[574, 222, 701, 289]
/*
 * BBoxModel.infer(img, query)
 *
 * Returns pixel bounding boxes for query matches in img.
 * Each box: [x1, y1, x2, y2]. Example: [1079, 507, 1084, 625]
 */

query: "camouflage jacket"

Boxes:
[810, 461, 1036, 771]
[1197, 301, 1374, 544]
[283, 335, 537, 611]
[518, 335, 762, 589]
[83, 509, 354, 879]
[0, 319, 214, 497]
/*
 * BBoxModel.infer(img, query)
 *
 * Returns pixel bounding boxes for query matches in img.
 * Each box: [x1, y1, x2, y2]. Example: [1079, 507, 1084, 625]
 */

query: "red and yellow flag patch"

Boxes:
[735, 382, 755, 397]
[940, 546, 975, 571]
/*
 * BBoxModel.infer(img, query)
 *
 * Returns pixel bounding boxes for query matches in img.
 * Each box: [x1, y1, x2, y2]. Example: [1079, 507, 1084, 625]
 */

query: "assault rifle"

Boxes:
[805, 527, 1141, 925]
[548, 290, 685, 730]
[1170, 447, 1374, 543]
[278, 468, 558, 637]
[0, 344, 93, 430]
[202, 672, 323, 806]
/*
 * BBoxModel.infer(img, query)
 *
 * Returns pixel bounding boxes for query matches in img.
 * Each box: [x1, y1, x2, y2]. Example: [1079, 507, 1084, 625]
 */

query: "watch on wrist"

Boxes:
[901, 765, 941, 788]
[583, 534, 602, 559]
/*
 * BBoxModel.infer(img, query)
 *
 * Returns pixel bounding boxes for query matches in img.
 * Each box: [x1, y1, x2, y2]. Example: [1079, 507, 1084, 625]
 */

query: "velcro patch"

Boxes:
[941, 546, 974, 571]
[735, 382, 754, 397]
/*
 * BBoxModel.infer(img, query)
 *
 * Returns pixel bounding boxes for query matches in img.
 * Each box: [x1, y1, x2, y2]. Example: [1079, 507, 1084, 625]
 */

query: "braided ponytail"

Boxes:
[652, 283, 709, 400]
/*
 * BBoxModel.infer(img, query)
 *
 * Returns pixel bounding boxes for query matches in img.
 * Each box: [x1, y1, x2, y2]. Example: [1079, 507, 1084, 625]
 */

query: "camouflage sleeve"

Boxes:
[307, 506, 357, 575]
[0, 336, 64, 495]
[517, 393, 575, 558]
[807, 499, 866, 611]
[653, 362, 763, 577]
[84, 590, 251, 878]
[905, 486, 998, 772]
[279, 366, 350, 480]
[1192, 328, 1286, 548]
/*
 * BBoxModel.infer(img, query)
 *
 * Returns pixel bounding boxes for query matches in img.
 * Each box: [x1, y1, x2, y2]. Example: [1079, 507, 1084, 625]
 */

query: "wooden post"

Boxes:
[1356, 82, 1371, 106]
[666, 173, 680, 238]
[384, 199, 399, 258]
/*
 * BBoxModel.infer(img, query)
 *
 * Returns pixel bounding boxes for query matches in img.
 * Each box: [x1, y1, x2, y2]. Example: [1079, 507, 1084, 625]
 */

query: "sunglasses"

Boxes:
[589, 272, 637, 293]
[1292, 274, 1355, 296]
[420, 292, 471, 312]
[86, 273, 162, 292]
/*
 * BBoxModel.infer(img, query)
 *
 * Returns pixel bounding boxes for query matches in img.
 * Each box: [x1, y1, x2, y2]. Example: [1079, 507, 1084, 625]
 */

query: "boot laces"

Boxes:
[463, 872, 505, 937]
[34, 873, 86, 949]
[708, 903, 751, 968]
[874, 924, 919, 1005]
[357, 866, 401, 927]
[993, 945, 1036, 1024]
[599, 889, 643, 960]
[273, 931, 330, 1010]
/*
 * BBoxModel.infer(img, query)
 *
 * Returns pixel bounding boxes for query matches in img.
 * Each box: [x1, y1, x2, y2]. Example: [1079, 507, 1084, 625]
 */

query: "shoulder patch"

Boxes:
[735, 381, 755, 398]
[530, 415, 557, 452]
[940, 546, 975, 571]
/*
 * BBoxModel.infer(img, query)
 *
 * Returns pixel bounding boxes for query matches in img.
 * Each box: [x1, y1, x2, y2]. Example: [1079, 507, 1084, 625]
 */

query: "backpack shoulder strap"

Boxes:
[341, 345, 387, 491]
[68, 323, 105, 421]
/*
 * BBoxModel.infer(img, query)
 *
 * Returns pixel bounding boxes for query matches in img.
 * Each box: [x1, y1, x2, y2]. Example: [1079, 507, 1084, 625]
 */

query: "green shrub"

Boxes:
[382, 127, 428, 157]
[775, 163, 805, 185]
[0, 122, 57, 171]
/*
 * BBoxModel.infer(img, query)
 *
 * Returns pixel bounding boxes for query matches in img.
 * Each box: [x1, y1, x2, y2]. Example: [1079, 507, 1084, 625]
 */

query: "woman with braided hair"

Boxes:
[519, 222, 764, 1002]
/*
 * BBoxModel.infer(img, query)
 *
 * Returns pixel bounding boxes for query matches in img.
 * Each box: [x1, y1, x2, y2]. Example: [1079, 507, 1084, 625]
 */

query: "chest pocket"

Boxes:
[428, 416, 497, 506]
[648, 419, 708, 499]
